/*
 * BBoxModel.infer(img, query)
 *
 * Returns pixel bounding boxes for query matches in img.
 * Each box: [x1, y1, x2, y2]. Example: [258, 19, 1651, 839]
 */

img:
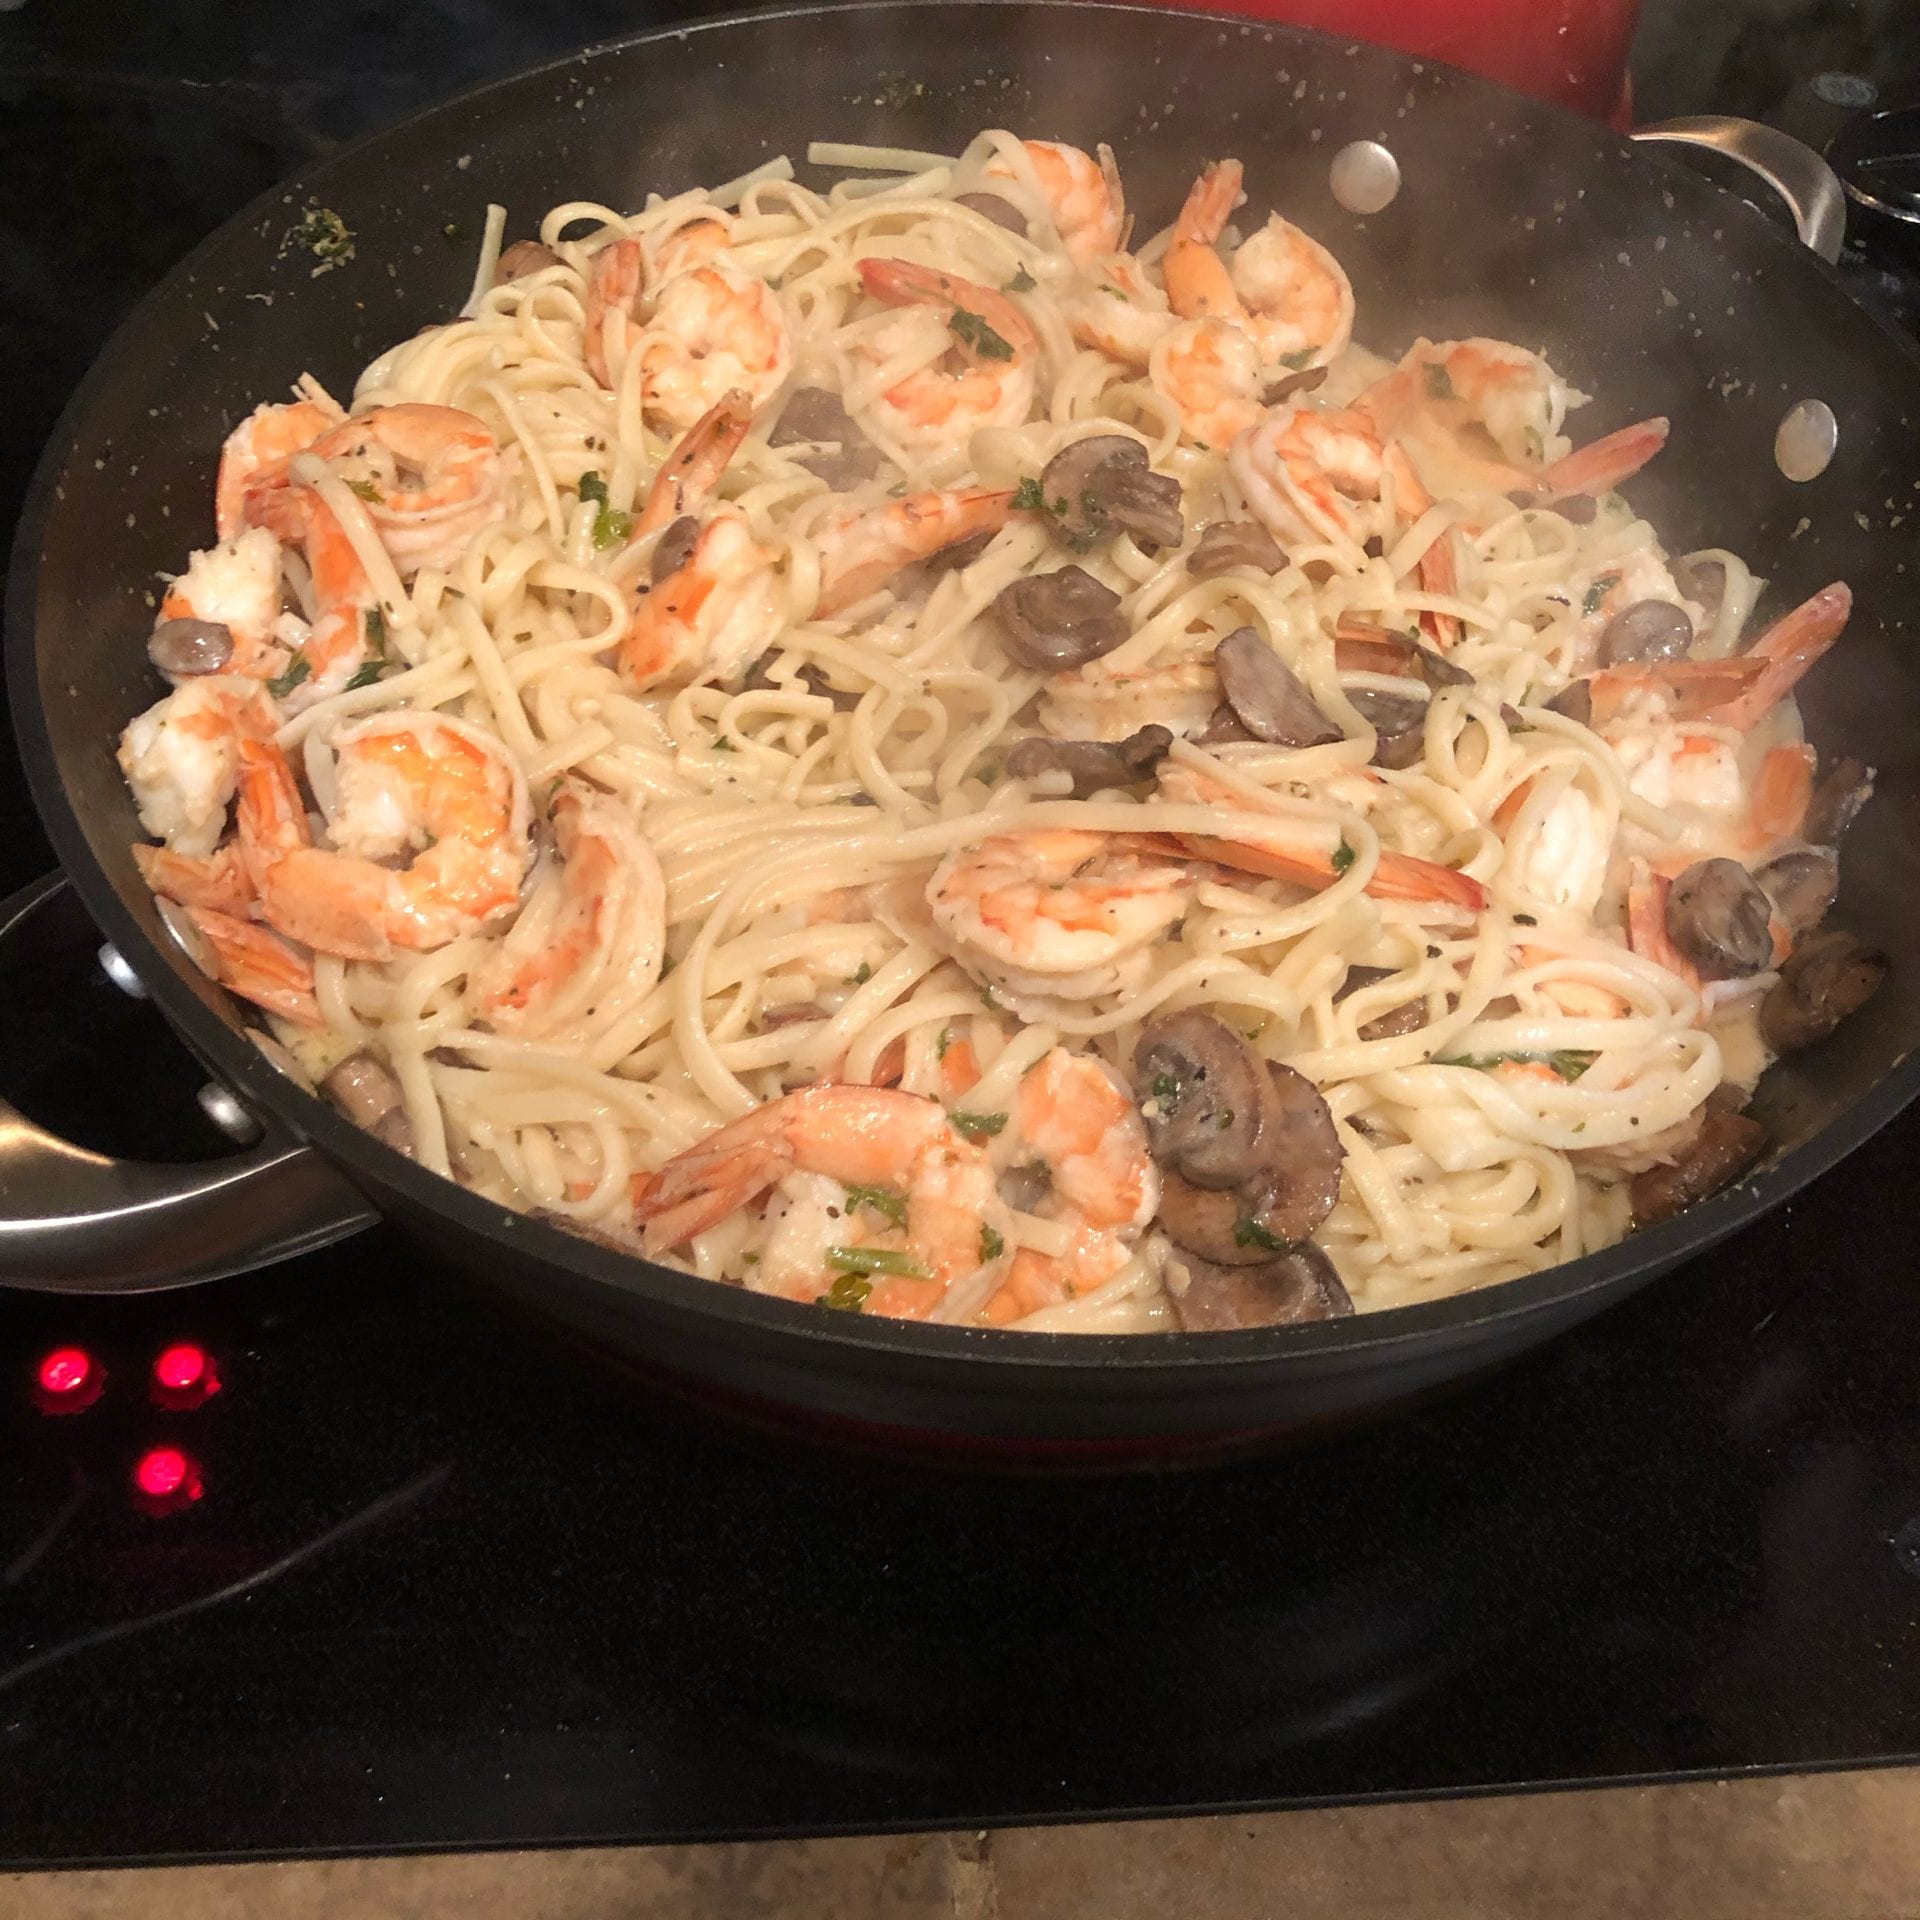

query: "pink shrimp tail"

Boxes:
[1533, 417, 1669, 500]
[855, 257, 1038, 353]
[1706, 581, 1852, 732]
[633, 387, 754, 540]
[187, 906, 323, 1027]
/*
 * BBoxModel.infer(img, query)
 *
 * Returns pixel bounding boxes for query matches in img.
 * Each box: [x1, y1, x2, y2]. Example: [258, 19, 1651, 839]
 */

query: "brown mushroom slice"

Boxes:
[1759, 928, 1889, 1053]
[1215, 627, 1340, 747]
[997, 1161, 1053, 1213]
[1752, 845, 1839, 938]
[923, 528, 997, 575]
[1261, 364, 1330, 407]
[493, 239, 560, 285]
[1165, 1242, 1353, 1330]
[954, 190, 1029, 233]
[1191, 704, 1253, 746]
[1665, 858, 1774, 980]
[768, 385, 881, 487]
[1545, 678, 1594, 727]
[1671, 552, 1728, 628]
[147, 618, 235, 678]
[650, 514, 701, 583]
[322, 1050, 413, 1154]
[1005, 724, 1172, 797]
[741, 653, 861, 711]
[1802, 755, 1875, 847]
[1334, 963, 1427, 1040]
[1630, 1105, 1767, 1227]
[1347, 686, 1429, 769]
[1041, 436, 1184, 552]
[1187, 519, 1287, 579]
[1134, 1010, 1275, 1190]
[992, 565, 1130, 670]
[1596, 598, 1694, 667]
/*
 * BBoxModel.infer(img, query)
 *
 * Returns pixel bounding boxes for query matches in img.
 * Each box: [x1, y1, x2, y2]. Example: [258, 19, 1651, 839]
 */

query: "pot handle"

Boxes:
[0, 871, 377, 1295]
[1630, 116, 1847, 264]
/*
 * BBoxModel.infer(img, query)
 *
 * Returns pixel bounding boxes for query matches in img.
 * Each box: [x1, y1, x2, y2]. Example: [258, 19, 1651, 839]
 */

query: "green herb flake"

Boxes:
[578, 470, 610, 507]
[1330, 838, 1356, 876]
[1549, 1050, 1597, 1081]
[1513, 912, 1538, 927]
[441, 220, 469, 248]
[972, 761, 1000, 786]
[1004, 266, 1037, 293]
[936, 1024, 955, 1060]
[849, 961, 873, 985]
[1423, 360, 1456, 400]
[592, 503, 633, 550]
[1149, 1071, 1183, 1107]
[980, 1223, 1006, 1262]
[1433, 1049, 1597, 1081]
[1233, 1216, 1289, 1252]
[1582, 573, 1620, 616]
[826, 1245, 930, 1280]
[284, 204, 355, 273]
[844, 1183, 908, 1229]
[344, 658, 385, 692]
[979, 981, 1002, 1012]
[817, 1271, 873, 1311]
[1012, 475, 1048, 513]
[1523, 425, 1546, 465]
[365, 606, 388, 650]
[266, 655, 311, 700]
[948, 306, 1015, 362]
[711, 733, 734, 752]
[949, 1110, 1008, 1142]
[345, 477, 384, 504]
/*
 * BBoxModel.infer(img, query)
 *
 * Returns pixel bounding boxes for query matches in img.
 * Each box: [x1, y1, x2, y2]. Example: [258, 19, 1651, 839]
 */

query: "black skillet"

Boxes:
[4, 1, 1918, 1447]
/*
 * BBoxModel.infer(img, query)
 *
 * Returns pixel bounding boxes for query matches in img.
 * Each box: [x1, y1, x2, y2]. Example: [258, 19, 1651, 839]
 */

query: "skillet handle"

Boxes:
[0, 871, 377, 1295]
[1631, 116, 1847, 264]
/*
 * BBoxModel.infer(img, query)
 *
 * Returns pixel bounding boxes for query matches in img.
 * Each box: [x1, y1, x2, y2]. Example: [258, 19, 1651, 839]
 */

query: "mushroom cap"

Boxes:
[1760, 927, 1889, 1053]
[992, 565, 1130, 670]
[1215, 627, 1340, 747]
[1164, 1242, 1353, 1330]
[147, 618, 235, 678]
[1597, 598, 1694, 667]
[1005, 724, 1172, 797]
[1040, 436, 1185, 553]
[1666, 858, 1775, 980]
[1134, 1010, 1275, 1190]
[1630, 1104, 1766, 1227]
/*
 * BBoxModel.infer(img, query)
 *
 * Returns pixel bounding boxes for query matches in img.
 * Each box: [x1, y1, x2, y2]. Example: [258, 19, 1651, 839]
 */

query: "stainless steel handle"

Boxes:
[1631, 116, 1847, 263]
[0, 871, 376, 1294]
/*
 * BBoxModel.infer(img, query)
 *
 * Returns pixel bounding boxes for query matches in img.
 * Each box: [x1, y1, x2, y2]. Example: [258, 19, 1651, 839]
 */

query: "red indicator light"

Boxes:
[132, 1446, 202, 1511]
[154, 1343, 209, 1392]
[37, 1347, 92, 1395]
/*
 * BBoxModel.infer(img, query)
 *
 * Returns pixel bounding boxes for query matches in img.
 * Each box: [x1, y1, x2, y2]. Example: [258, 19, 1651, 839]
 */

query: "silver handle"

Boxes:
[1631, 116, 1847, 263]
[0, 871, 377, 1295]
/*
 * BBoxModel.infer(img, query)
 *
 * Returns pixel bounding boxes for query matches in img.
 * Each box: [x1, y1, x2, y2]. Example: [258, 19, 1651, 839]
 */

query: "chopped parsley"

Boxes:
[1149, 1072, 1183, 1106]
[1513, 912, 1538, 927]
[1424, 360, 1456, 400]
[1433, 1049, 1597, 1080]
[826, 1245, 930, 1279]
[266, 655, 311, 700]
[936, 1025, 955, 1060]
[578, 469, 632, 549]
[817, 1271, 873, 1311]
[980, 1224, 1005, 1262]
[1582, 573, 1620, 616]
[345, 477, 384, 504]
[1004, 266, 1036, 293]
[949, 1110, 1007, 1142]
[849, 961, 873, 985]
[1279, 348, 1317, 370]
[844, 1183, 908, 1229]
[579, 470, 610, 506]
[284, 204, 355, 274]
[1233, 1216, 1289, 1252]
[345, 607, 390, 690]
[1330, 837, 1356, 875]
[948, 306, 1014, 361]
[1012, 475, 1052, 514]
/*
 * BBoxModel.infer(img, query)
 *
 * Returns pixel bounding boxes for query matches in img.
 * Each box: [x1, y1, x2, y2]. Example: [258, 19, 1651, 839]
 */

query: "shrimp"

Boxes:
[639, 264, 790, 434]
[853, 257, 1037, 452]
[630, 1085, 1013, 1319]
[630, 386, 753, 542]
[927, 829, 1195, 1002]
[1229, 401, 1428, 549]
[1069, 250, 1174, 367]
[1150, 319, 1263, 453]
[1162, 160, 1353, 370]
[184, 906, 323, 1028]
[117, 676, 278, 857]
[154, 527, 303, 683]
[239, 713, 531, 962]
[983, 1048, 1158, 1324]
[1157, 762, 1490, 914]
[471, 782, 666, 1033]
[620, 505, 783, 688]
[1039, 654, 1220, 743]
[814, 485, 1015, 615]
[981, 139, 1124, 265]
[242, 483, 380, 706]
[214, 397, 340, 541]
[583, 236, 646, 391]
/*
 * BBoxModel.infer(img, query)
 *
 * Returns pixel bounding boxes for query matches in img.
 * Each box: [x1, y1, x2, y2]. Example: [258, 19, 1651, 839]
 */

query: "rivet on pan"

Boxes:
[1329, 140, 1401, 215]
[197, 1083, 262, 1146]
[97, 943, 148, 999]
[1775, 399, 1838, 482]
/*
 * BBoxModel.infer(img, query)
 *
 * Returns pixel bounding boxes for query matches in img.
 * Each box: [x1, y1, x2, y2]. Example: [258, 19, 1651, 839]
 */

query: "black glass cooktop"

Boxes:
[3, 0, 1920, 1873]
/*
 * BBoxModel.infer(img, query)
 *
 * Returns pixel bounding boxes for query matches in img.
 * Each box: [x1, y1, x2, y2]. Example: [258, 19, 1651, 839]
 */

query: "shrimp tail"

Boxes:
[188, 906, 324, 1027]
[133, 842, 256, 914]
[1532, 416, 1669, 500]
[855, 257, 1038, 355]
[1706, 581, 1852, 732]
[633, 386, 753, 540]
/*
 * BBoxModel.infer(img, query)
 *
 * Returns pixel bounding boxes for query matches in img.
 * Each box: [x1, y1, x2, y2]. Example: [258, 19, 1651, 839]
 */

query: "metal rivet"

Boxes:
[197, 1083, 261, 1145]
[1775, 399, 1838, 482]
[98, 943, 148, 999]
[1330, 140, 1400, 215]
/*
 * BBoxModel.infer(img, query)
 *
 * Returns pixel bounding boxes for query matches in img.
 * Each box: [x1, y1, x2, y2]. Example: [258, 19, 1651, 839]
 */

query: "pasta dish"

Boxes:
[116, 132, 1886, 1333]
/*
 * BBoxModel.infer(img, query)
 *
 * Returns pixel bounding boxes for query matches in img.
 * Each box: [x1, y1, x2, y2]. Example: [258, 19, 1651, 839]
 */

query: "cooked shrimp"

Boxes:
[620, 505, 783, 688]
[639, 264, 791, 434]
[1163, 159, 1353, 370]
[154, 527, 303, 682]
[472, 782, 666, 1033]
[982, 139, 1124, 264]
[239, 713, 530, 962]
[984, 1047, 1158, 1324]
[214, 397, 340, 540]
[1150, 318, 1263, 452]
[1229, 401, 1429, 548]
[1068, 250, 1174, 366]
[583, 236, 646, 390]
[853, 257, 1037, 451]
[1360, 338, 1582, 473]
[630, 1085, 1012, 1318]
[117, 676, 278, 857]
[630, 386, 753, 541]
[242, 482, 380, 706]
[927, 829, 1194, 1001]
[185, 906, 323, 1028]
[814, 485, 1015, 615]
[650, 213, 732, 280]
[1039, 654, 1220, 743]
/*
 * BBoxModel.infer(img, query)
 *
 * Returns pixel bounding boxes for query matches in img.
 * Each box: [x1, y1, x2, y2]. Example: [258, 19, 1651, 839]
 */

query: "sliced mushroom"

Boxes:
[1005, 724, 1172, 797]
[757, 1000, 829, 1031]
[741, 653, 861, 711]
[1215, 627, 1340, 747]
[1752, 845, 1839, 938]
[650, 514, 700, 583]
[147, 618, 235, 678]
[1630, 1105, 1767, 1227]
[1187, 519, 1287, 579]
[1546, 678, 1594, 726]
[1334, 624, 1470, 691]
[1665, 858, 1775, 980]
[955, 190, 1028, 233]
[992, 565, 1129, 670]
[1347, 686, 1429, 769]
[1191, 704, 1253, 746]
[529, 1207, 642, 1254]
[1334, 963, 1427, 1040]
[1154, 1063, 1345, 1263]
[322, 1051, 407, 1141]
[1597, 598, 1694, 667]
[923, 528, 997, 575]
[768, 385, 880, 487]
[997, 1161, 1053, 1213]
[1671, 552, 1728, 628]
[1262, 364, 1329, 406]
[1759, 928, 1889, 1053]
[1134, 1011, 1274, 1190]
[1040, 436, 1185, 553]
[1164, 1242, 1353, 1331]
[493, 239, 560, 285]
[1803, 755, 1875, 847]
[369, 1108, 417, 1158]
